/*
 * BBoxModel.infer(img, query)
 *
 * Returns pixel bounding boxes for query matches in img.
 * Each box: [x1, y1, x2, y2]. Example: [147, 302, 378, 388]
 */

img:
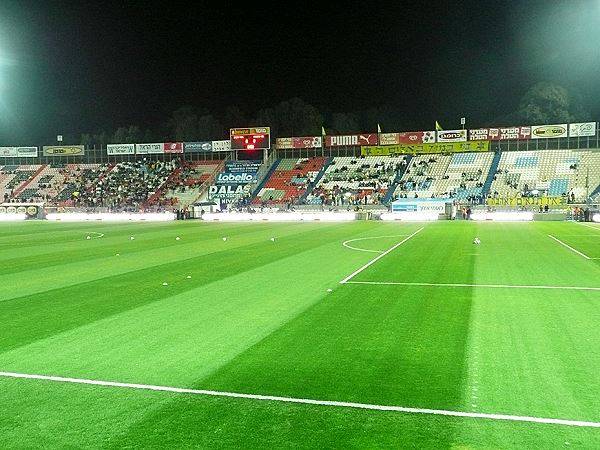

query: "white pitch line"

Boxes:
[553, 235, 600, 237]
[342, 235, 411, 253]
[579, 223, 600, 232]
[0, 371, 598, 429]
[340, 227, 424, 284]
[343, 281, 600, 291]
[548, 234, 591, 260]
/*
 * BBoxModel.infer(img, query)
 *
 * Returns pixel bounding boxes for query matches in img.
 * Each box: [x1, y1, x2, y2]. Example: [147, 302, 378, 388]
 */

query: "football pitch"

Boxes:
[0, 219, 599, 449]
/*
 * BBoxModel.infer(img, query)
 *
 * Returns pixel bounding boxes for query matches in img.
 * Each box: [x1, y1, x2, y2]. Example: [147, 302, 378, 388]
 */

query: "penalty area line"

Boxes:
[0, 371, 598, 428]
[340, 227, 424, 284]
[548, 234, 591, 260]
[579, 223, 600, 232]
[343, 281, 600, 291]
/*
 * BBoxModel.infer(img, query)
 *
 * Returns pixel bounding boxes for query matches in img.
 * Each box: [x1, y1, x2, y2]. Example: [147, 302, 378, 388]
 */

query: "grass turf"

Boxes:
[0, 220, 599, 448]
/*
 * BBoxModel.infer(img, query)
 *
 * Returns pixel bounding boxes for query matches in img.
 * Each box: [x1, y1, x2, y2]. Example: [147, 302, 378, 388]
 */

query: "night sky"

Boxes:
[0, 0, 599, 143]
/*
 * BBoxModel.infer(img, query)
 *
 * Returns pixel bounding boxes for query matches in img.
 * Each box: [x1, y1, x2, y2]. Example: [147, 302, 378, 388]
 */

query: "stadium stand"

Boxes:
[158, 160, 224, 208]
[46, 160, 175, 210]
[305, 155, 408, 206]
[1, 147, 599, 211]
[388, 154, 452, 200]
[388, 153, 494, 203]
[432, 152, 495, 202]
[53, 164, 109, 205]
[253, 157, 328, 206]
[487, 149, 600, 202]
[1, 165, 43, 202]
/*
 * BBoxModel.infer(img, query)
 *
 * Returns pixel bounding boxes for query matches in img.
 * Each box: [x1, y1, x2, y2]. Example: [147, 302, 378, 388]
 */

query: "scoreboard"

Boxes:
[230, 127, 271, 151]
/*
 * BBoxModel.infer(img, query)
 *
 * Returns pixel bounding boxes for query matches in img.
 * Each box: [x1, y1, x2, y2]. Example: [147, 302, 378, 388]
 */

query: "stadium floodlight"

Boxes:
[0, 213, 27, 221]
[379, 212, 440, 221]
[0, 46, 16, 93]
[202, 212, 355, 222]
[471, 211, 534, 221]
[46, 212, 176, 222]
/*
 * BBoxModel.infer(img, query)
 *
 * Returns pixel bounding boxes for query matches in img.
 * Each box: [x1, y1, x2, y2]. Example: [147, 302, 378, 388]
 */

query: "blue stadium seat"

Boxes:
[514, 156, 539, 167]
[548, 179, 568, 196]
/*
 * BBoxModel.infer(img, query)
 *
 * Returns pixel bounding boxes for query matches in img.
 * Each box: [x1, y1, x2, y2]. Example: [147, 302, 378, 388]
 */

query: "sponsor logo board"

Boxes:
[376, 131, 437, 144]
[391, 198, 449, 213]
[326, 134, 378, 147]
[486, 197, 564, 206]
[184, 141, 213, 152]
[362, 141, 489, 156]
[277, 137, 322, 148]
[224, 161, 261, 173]
[292, 136, 322, 148]
[135, 143, 163, 154]
[402, 132, 434, 144]
[211, 140, 231, 152]
[43, 145, 85, 156]
[0, 203, 42, 217]
[164, 142, 183, 153]
[469, 127, 531, 140]
[0, 147, 18, 157]
[107, 144, 135, 155]
[378, 133, 400, 145]
[208, 184, 251, 199]
[230, 127, 270, 136]
[569, 122, 596, 137]
[276, 138, 294, 149]
[183, 140, 231, 152]
[215, 172, 257, 184]
[436, 129, 467, 142]
[531, 124, 568, 139]
[17, 147, 38, 157]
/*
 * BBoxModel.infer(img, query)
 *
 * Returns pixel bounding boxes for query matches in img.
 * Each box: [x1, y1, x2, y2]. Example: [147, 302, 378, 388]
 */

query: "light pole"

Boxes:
[585, 165, 590, 206]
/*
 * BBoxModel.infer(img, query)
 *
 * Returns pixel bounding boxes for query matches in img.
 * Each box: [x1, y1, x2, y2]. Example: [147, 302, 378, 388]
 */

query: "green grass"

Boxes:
[0, 219, 599, 449]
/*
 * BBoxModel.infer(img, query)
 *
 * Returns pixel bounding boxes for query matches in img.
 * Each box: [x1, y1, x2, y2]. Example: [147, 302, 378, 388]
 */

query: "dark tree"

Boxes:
[331, 112, 360, 134]
[255, 98, 324, 137]
[516, 82, 590, 124]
